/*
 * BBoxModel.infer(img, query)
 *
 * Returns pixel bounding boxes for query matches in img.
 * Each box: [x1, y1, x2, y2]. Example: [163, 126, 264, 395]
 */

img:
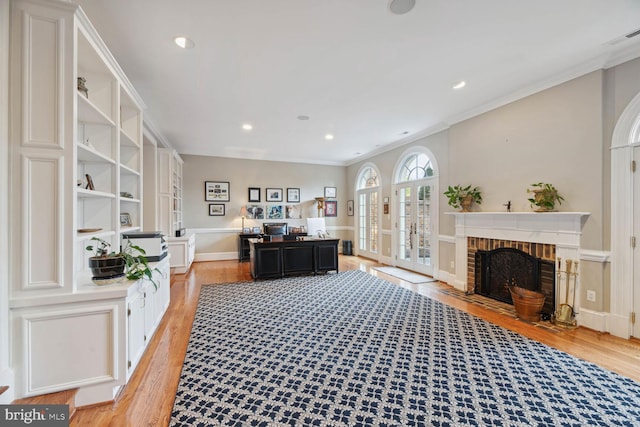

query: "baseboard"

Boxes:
[0, 368, 14, 403]
[437, 270, 456, 286]
[605, 313, 631, 339]
[378, 255, 393, 265]
[74, 382, 118, 408]
[194, 252, 237, 262]
[577, 308, 607, 332]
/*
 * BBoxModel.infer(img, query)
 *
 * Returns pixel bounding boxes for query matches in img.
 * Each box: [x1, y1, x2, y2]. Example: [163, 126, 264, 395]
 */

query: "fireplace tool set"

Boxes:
[552, 257, 579, 328]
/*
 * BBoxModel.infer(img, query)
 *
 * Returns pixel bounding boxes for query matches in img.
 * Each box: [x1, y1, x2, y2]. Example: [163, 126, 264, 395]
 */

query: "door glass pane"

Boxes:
[398, 186, 411, 261]
[370, 191, 378, 253]
[358, 193, 366, 251]
[416, 185, 431, 266]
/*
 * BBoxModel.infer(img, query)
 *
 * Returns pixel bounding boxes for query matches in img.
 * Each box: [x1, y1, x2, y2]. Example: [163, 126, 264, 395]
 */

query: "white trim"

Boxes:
[194, 252, 237, 262]
[609, 89, 640, 339]
[187, 225, 353, 235]
[578, 308, 607, 333]
[438, 234, 455, 244]
[437, 270, 456, 287]
[0, 0, 13, 403]
[355, 162, 382, 261]
[580, 249, 610, 263]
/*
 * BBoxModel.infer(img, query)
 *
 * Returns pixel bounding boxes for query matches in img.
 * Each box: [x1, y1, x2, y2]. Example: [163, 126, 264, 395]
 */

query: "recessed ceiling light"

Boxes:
[325, 134, 334, 141]
[400, 131, 409, 135]
[453, 81, 466, 90]
[242, 123, 253, 131]
[174, 36, 195, 49]
[297, 115, 310, 121]
[388, 0, 416, 15]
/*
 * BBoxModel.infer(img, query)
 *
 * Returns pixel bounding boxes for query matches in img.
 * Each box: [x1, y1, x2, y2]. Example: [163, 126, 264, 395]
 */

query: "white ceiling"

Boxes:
[74, 0, 640, 166]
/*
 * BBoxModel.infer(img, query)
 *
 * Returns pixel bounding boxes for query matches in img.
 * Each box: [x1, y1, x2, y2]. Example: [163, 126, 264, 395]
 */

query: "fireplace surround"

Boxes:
[447, 212, 589, 320]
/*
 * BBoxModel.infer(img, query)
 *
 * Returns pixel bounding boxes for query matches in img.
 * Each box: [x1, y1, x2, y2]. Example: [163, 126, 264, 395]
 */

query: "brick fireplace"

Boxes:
[447, 212, 589, 318]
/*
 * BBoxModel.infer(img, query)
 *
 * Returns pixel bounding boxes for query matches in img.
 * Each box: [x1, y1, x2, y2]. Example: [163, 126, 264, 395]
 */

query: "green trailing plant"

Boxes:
[444, 185, 482, 210]
[86, 237, 159, 289]
[527, 182, 564, 211]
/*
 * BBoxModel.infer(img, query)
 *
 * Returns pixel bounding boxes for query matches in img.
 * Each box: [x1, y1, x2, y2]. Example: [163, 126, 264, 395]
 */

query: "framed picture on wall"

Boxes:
[266, 188, 283, 202]
[209, 203, 225, 216]
[347, 200, 354, 216]
[205, 181, 230, 202]
[286, 204, 301, 219]
[246, 204, 265, 219]
[248, 187, 261, 202]
[324, 200, 337, 217]
[287, 188, 300, 203]
[267, 205, 284, 219]
[324, 186, 336, 198]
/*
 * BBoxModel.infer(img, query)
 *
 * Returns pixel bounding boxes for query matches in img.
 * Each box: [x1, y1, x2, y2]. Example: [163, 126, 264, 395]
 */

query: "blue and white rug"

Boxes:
[171, 270, 640, 426]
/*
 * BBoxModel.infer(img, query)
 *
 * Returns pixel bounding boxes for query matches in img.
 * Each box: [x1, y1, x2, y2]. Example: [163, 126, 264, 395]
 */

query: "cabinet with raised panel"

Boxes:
[8, 0, 162, 406]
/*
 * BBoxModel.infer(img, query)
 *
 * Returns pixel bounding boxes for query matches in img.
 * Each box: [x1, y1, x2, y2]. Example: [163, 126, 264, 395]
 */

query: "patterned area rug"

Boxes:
[171, 270, 640, 426]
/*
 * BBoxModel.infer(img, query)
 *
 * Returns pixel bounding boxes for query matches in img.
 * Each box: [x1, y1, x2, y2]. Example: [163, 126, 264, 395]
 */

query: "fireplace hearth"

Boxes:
[474, 247, 555, 317]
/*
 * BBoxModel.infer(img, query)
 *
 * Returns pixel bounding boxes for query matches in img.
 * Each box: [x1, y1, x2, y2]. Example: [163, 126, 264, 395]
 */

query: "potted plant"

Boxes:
[86, 237, 159, 288]
[527, 182, 564, 212]
[444, 185, 482, 212]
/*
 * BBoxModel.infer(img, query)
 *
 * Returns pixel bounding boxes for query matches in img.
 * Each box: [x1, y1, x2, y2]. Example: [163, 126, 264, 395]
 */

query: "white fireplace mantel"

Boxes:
[446, 212, 590, 292]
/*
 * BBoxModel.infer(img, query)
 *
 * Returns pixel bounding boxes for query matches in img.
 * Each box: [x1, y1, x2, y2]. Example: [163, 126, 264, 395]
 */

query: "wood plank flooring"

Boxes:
[69, 256, 640, 426]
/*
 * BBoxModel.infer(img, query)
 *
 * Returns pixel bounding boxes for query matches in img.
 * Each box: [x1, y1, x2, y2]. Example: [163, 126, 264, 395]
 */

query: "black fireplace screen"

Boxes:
[474, 248, 555, 317]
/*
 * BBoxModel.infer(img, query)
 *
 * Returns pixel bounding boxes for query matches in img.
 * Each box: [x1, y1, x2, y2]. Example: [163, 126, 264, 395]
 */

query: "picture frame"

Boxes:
[266, 204, 284, 219]
[286, 204, 301, 219]
[248, 187, 261, 202]
[85, 174, 95, 191]
[266, 188, 283, 202]
[209, 203, 225, 216]
[347, 200, 354, 216]
[324, 186, 336, 198]
[120, 212, 132, 226]
[242, 227, 251, 234]
[205, 181, 230, 202]
[252, 226, 261, 234]
[287, 188, 300, 203]
[246, 204, 265, 219]
[324, 200, 337, 217]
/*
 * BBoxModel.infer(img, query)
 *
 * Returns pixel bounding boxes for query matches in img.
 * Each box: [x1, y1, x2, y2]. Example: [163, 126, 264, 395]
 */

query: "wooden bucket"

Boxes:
[510, 286, 546, 322]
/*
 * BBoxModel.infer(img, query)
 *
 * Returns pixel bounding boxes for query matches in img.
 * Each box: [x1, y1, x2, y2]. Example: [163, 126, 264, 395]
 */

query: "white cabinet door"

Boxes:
[127, 291, 145, 378]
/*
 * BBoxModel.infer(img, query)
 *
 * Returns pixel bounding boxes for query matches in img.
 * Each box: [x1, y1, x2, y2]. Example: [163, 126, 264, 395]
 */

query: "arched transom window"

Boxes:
[357, 166, 379, 189]
[397, 153, 434, 183]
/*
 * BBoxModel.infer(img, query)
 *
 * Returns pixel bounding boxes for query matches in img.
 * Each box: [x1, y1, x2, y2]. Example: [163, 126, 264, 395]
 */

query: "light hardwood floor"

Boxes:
[68, 256, 640, 426]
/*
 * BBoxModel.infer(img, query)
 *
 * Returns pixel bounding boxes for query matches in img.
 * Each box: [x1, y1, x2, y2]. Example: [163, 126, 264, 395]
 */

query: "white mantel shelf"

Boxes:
[446, 212, 590, 245]
[446, 212, 591, 297]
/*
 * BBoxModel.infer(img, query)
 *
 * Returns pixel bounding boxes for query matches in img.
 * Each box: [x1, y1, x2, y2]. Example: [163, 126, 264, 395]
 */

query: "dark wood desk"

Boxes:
[249, 238, 339, 279]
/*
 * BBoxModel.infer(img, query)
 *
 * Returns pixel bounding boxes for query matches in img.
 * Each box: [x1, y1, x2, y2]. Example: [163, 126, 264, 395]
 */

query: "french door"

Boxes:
[357, 189, 379, 259]
[634, 146, 640, 338]
[396, 180, 435, 275]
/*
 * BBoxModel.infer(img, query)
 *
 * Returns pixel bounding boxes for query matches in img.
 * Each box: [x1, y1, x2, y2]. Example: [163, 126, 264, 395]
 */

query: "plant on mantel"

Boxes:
[527, 182, 564, 212]
[444, 185, 482, 212]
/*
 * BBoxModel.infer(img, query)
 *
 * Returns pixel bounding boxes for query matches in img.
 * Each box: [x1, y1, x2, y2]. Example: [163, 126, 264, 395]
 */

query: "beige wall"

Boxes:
[179, 59, 640, 314]
[182, 155, 349, 256]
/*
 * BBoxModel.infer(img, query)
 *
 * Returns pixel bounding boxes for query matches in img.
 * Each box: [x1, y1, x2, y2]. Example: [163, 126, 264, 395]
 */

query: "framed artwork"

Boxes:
[205, 181, 230, 202]
[324, 186, 336, 198]
[248, 187, 261, 202]
[242, 227, 251, 234]
[266, 205, 284, 219]
[252, 227, 261, 234]
[324, 200, 337, 217]
[120, 212, 132, 226]
[209, 203, 225, 216]
[85, 174, 95, 191]
[287, 188, 300, 203]
[286, 204, 301, 219]
[266, 188, 283, 202]
[347, 200, 354, 216]
[246, 204, 264, 219]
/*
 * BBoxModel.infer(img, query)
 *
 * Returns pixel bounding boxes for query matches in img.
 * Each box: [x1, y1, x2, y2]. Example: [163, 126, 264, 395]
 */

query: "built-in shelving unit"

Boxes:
[8, 0, 168, 407]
